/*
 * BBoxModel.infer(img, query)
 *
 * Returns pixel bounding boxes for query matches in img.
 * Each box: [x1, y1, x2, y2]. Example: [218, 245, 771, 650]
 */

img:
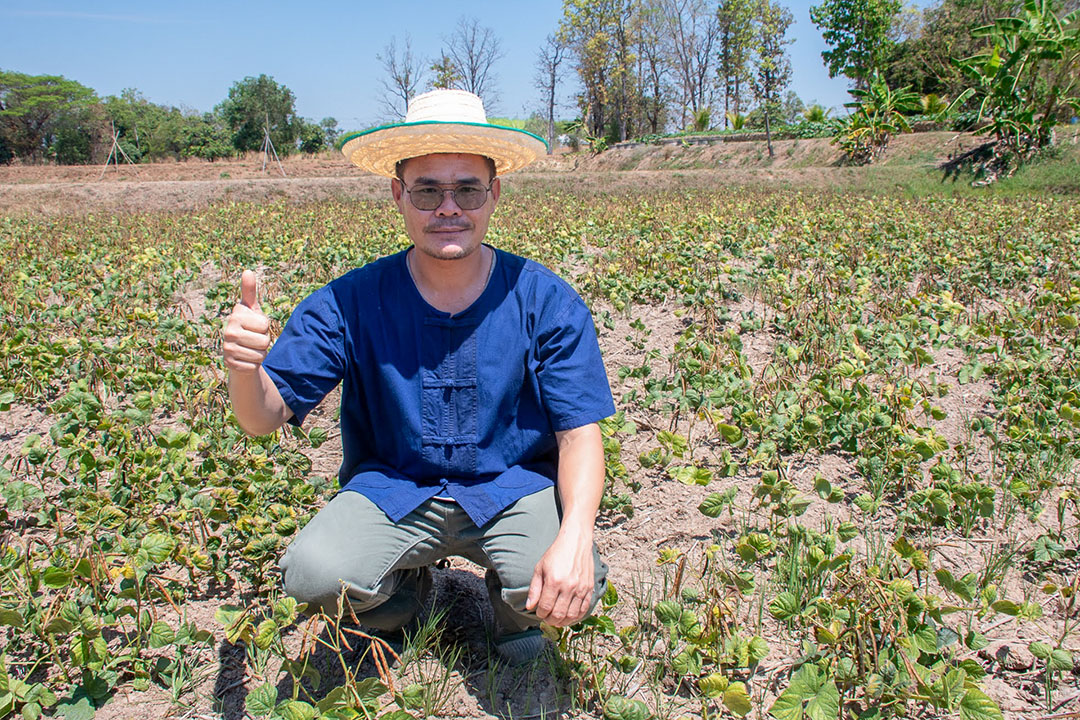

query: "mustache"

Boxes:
[425, 220, 473, 232]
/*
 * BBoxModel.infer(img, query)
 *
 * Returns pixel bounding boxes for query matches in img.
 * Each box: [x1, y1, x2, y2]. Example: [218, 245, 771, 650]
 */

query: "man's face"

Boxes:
[391, 153, 501, 261]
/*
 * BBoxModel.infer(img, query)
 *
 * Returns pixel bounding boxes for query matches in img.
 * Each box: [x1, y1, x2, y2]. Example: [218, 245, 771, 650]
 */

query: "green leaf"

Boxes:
[1029, 641, 1051, 659]
[254, 619, 278, 650]
[699, 673, 728, 698]
[770, 664, 839, 720]
[2, 481, 44, 510]
[277, 700, 316, 720]
[1049, 648, 1074, 671]
[718, 423, 743, 443]
[603, 695, 651, 720]
[245, 683, 278, 717]
[400, 683, 425, 709]
[991, 599, 1020, 616]
[654, 600, 681, 626]
[354, 678, 387, 702]
[836, 522, 857, 542]
[42, 567, 73, 589]
[769, 592, 800, 621]
[0, 609, 24, 629]
[273, 596, 299, 626]
[958, 687, 1003, 720]
[54, 692, 95, 720]
[748, 636, 770, 664]
[698, 488, 736, 517]
[723, 682, 752, 717]
[140, 533, 174, 564]
[148, 621, 175, 648]
[669, 465, 712, 486]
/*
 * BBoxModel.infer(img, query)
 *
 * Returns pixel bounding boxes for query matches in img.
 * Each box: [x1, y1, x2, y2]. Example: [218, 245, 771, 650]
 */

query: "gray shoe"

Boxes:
[494, 627, 546, 665]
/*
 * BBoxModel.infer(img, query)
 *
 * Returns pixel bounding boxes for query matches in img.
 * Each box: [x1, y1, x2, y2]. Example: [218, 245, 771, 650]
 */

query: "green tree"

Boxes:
[297, 120, 326, 154]
[951, 0, 1080, 181]
[0, 71, 97, 161]
[716, 0, 756, 125]
[884, 0, 1019, 98]
[182, 112, 234, 161]
[320, 117, 341, 147]
[750, 0, 794, 156]
[834, 71, 921, 163]
[810, 0, 903, 88]
[49, 104, 104, 164]
[217, 74, 299, 155]
[430, 52, 462, 90]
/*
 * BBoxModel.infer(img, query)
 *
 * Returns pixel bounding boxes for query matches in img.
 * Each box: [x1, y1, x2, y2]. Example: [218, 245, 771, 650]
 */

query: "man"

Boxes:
[222, 89, 614, 663]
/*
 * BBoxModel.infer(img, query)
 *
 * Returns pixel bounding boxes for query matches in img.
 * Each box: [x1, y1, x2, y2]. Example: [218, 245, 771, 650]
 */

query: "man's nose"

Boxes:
[434, 189, 463, 215]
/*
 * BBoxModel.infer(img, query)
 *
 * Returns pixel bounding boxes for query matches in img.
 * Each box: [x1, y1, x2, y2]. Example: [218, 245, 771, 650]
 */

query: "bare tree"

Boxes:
[662, 0, 720, 128]
[534, 34, 567, 153]
[445, 17, 505, 108]
[637, 0, 673, 135]
[377, 34, 426, 119]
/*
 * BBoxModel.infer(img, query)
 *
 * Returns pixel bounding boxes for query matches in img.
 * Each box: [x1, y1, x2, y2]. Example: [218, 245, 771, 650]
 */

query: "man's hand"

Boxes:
[526, 528, 595, 627]
[525, 422, 605, 627]
[223, 270, 271, 374]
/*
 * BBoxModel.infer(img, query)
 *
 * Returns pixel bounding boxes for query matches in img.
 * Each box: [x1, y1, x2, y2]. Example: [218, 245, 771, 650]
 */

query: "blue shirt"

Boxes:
[262, 246, 615, 527]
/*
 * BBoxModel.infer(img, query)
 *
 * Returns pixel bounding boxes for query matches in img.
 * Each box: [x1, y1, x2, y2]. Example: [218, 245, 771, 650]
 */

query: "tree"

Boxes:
[637, 0, 674, 134]
[810, 0, 903, 88]
[0, 71, 96, 161]
[378, 35, 426, 119]
[834, 72, 921, 163]
[560, 0, 618, 140]
[663, 0, 720, 128]
[716, 0, 756, 126]
[181, 112, 233, 161]
[884, 0, 1019, 99]
[217, 74, 299, 155]
[297, 120, 326, 154]
[950, 0, 1080, 181]
[430, 53, 462, 90]
[444, 17, 504, 107]
[320, 117, 341, 147]
[749, 0, 794, 156]
[534, 34, 567, 152]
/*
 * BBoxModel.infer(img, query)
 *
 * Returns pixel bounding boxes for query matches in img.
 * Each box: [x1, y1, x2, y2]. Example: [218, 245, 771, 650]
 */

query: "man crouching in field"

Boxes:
[221, 89, 613, 663]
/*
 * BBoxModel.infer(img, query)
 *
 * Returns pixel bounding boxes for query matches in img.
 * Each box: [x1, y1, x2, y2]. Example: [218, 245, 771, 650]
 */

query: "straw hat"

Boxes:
[340, 89, 548, 177]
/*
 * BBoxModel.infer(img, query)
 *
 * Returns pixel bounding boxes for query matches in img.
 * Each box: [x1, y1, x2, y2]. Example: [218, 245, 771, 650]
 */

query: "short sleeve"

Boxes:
[262, 287, 346, 426]
[534, 296, 616, 432]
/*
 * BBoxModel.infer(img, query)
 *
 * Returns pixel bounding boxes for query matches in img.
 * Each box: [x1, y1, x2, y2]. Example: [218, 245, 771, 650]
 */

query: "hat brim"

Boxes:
[340, 121, 549, 177]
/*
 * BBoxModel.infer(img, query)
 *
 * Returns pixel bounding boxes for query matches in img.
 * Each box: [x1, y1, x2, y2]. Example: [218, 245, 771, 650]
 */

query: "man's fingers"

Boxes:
[240, 270, 258, 309]
[224, 344, 268, 365]
[526, 569, 544, 612]
[226, 326, 271, 351]
[230, 304, 270, 334]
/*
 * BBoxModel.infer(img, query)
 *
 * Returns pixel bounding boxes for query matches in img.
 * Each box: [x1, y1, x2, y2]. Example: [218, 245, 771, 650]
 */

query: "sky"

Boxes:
[0, 0, 925, 132]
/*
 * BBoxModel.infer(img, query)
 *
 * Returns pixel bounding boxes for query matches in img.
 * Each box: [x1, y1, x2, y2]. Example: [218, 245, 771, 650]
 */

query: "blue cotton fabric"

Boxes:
[262, 246, 615, 528]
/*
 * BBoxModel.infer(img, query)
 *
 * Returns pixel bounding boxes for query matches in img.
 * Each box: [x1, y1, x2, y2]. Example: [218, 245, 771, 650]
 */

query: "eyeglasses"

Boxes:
[401, 182, 492, 211]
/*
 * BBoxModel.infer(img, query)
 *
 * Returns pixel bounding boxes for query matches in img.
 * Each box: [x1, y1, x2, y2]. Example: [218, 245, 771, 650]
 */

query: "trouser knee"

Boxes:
[280, 540, 386, 619]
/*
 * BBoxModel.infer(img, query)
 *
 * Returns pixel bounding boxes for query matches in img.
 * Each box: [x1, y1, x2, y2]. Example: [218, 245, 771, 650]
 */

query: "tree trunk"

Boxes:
[764, 102, 773, 157]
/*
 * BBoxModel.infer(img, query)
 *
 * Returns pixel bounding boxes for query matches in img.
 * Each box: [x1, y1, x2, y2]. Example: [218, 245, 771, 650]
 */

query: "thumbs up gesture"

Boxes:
[223, 270, 271, 374]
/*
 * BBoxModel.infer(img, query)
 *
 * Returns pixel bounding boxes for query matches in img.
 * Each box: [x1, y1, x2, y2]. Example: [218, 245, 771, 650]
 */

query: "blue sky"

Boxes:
[1, 1, 919, 132]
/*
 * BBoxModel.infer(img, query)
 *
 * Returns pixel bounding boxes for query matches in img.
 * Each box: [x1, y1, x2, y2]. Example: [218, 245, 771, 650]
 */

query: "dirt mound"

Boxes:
[579, 131, 979, 172]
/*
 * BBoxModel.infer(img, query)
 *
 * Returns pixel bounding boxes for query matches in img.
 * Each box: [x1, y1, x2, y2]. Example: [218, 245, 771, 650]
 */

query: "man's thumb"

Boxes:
[240, 270, 258, 309]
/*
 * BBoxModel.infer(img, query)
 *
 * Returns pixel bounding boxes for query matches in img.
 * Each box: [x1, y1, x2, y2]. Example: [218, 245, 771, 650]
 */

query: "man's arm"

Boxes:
[526, 422, 605, 627]
[223, 270, 294, 436]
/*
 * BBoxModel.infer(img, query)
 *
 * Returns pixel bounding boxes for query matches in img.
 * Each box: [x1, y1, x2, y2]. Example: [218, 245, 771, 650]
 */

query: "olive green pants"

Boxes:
[280, 486, 608, 634]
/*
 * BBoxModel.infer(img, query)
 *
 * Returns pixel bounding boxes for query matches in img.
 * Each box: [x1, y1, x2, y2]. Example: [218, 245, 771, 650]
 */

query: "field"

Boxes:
[1, 150, 1079, 720]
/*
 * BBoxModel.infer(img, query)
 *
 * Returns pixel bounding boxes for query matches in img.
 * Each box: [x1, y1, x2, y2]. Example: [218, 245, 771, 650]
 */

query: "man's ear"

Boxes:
[490, 176, 501, 207]
[391, 177, 405, 211]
